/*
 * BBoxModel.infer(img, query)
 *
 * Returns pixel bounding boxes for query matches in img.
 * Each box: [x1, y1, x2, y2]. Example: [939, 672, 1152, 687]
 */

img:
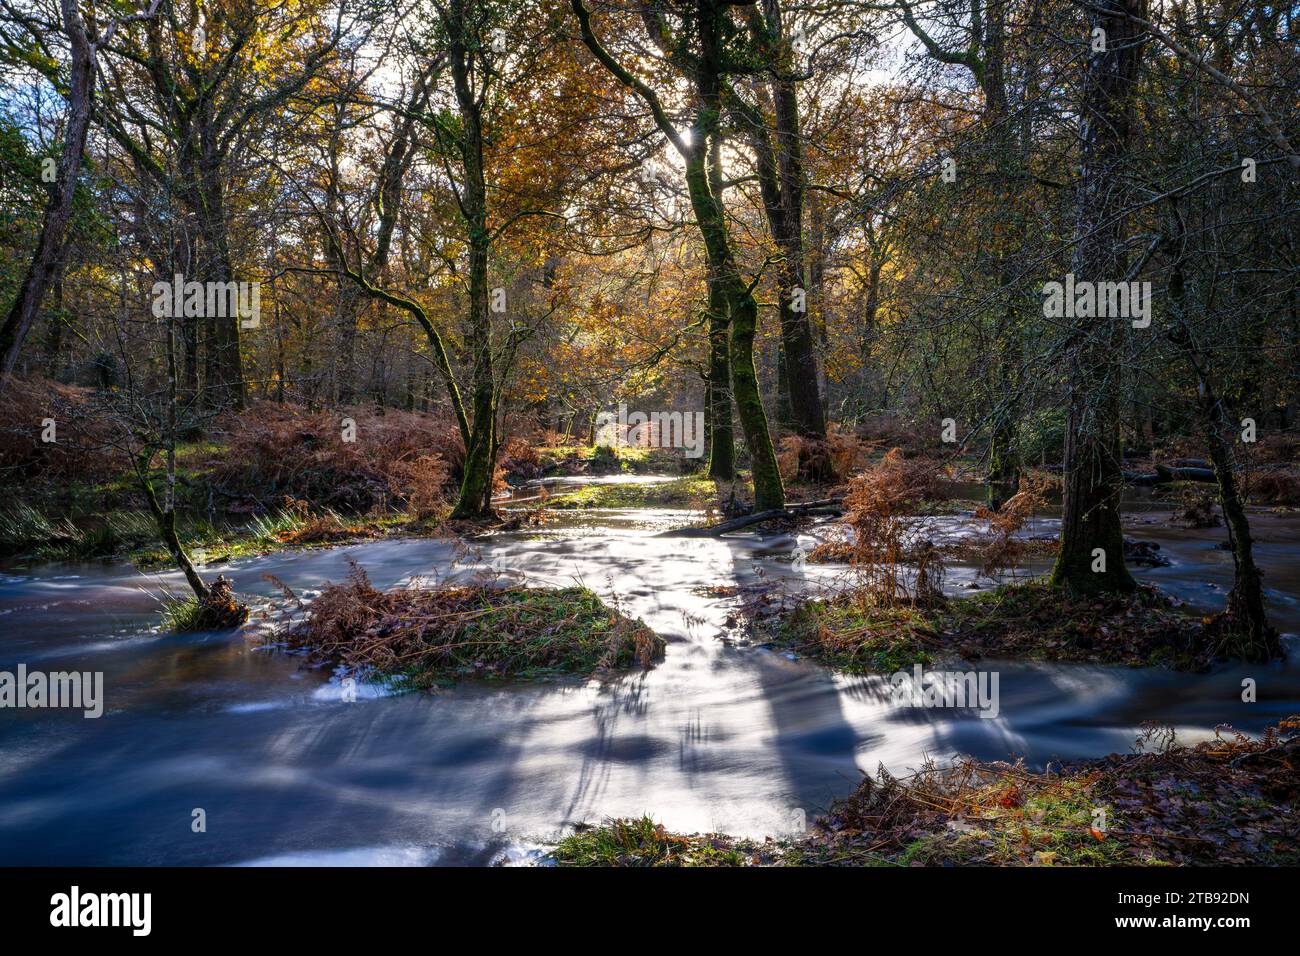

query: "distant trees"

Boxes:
[95, 0, 347, 410]
[0, 0, 1294, 601]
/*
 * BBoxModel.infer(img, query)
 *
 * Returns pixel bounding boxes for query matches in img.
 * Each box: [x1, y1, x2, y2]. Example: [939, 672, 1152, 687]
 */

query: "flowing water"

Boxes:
[1, 479, 1297, 865]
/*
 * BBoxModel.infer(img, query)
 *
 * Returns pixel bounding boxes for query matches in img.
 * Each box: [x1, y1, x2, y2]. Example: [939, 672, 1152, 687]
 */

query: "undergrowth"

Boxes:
[762, 579, 1231, 671]
[550, 720, 1300, 867]
[549, 816, 784, 867]
[160, 576, 249, 632]
[276, 559, 665, 685]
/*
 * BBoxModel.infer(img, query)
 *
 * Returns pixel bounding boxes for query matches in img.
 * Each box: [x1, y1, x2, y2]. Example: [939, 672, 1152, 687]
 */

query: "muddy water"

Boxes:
[0, 481, 1296, 865]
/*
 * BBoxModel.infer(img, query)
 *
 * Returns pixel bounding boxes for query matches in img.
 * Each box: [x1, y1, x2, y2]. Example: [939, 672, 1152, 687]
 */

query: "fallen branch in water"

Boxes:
[1122, 463, 1218, 485]
[1154, 463, 1217, 483]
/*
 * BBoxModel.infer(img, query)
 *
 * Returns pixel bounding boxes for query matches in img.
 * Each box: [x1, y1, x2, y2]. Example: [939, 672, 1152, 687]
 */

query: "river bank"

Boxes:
[550, 719, 1300, 866]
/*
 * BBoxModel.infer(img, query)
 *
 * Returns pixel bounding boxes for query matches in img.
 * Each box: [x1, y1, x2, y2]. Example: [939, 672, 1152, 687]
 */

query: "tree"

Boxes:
[572, 0, 786, 509]
[1050, 0, 1143, 594]
[728, 0, 829, 475]
[0, 0, 162, 389]
[96, 0, 346, 410]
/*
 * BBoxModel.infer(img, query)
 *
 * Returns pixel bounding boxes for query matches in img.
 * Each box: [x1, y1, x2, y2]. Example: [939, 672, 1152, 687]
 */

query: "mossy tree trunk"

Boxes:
[1050, 0, 1143, 595]
[138, 307, 209, 601]
[140, 472, 210, 600]
[446, 0, 498, 520]
[706, 262, 736, 480]
[695, 0, 782, 510]
[195, 131, 244, 411]
[705, 131, 735, 481]
[572, 0, 784, 510]
[721, 252, 784, 511]
[684, 150, 783, 508]
[1199, 382, 1277, 659]
[1165, 212, 1278, 660]
[732, 0, 829, 479]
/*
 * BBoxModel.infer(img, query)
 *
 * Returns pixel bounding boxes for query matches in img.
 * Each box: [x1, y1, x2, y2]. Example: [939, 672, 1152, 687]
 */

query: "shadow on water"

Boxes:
[1, 481, 1299, 864]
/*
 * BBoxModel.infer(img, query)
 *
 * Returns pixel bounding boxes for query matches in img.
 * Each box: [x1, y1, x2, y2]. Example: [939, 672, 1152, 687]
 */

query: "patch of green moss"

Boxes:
[534, 443, 661, 470]
[767, 579, 1218, 673]
[548, 816, 791, 867]
[544, 475, 736, 510]
[898, 782, 1138, 867]
[772, 598, 936, 673]
[402, 587, 661, 686]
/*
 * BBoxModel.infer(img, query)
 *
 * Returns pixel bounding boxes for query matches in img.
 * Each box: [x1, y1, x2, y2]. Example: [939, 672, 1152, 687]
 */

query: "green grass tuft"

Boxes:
[280, 562, 666, 686]
[544, 475, 730, 510]
[549, 816, 785, 867]
[775, 598, 936, 673]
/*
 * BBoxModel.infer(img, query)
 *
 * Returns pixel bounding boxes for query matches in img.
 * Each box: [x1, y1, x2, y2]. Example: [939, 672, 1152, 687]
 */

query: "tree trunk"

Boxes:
[741, 0, 828, 477]
[776, 343, 792, 428]
[0, 0, 96, 387]
[693, 251, 782, 507]
[983, 0, 1021, 492]
[446, 0, 498, 520]
[705, 131, 735, 480]
[1050, 0, 1143, 595]
[326, 113, 363, 405]
[141, 478, 210, 601]
[807, 190, 830, 419]
[140, 308, 209, 601]
[196, 131, 244, 411]
[571, 0, 784, 508]
[1166, 213, 1278, 659]
[41, 267, 66, 378]
[1199, 381, 1278, 658]
[706, 263, 736, 480]
[696, 0, 783, 510]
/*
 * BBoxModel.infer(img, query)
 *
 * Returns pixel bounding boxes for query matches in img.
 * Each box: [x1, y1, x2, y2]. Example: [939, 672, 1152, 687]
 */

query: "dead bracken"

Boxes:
[277, 560, 664, 686]
[804, 719, 1300, 866]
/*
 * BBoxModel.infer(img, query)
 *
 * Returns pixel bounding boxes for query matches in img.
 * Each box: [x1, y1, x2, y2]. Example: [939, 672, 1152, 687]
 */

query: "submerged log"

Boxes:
[1123, 470, 1160, 485]
[1120, 463, 1218, 485]
[1155, 463, 1217, 483]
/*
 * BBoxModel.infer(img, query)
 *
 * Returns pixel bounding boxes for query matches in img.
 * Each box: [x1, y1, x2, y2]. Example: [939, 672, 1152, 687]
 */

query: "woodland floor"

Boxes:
[549, 720, 1300, 867]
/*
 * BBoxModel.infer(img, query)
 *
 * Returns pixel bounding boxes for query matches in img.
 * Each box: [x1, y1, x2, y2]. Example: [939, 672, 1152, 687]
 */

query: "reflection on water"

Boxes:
[1, 482, 1297, 865]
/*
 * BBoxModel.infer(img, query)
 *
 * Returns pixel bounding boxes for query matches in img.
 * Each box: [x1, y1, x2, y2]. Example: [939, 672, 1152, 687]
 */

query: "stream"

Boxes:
[1, 477, 1297, 865]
